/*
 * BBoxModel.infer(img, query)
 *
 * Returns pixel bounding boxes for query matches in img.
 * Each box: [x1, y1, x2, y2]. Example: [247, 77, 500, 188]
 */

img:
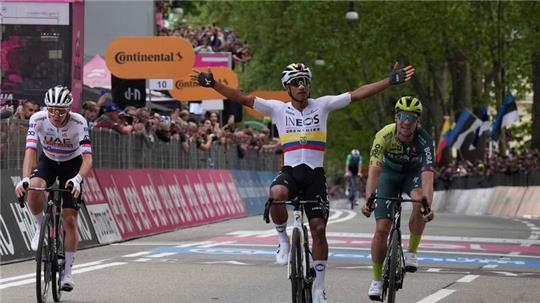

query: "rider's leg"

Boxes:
[408, 188, 426, 253]
[270, 184, 289, 242]
[63, 209, 78, 276]
[27, 177, 47, 225]
[309, 217, 328, 292]
[371, 219, 392, 280]
[344, 173, 351, 195]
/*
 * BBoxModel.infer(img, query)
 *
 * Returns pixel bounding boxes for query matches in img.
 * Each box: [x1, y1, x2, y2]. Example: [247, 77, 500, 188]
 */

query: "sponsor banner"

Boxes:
[1, 169, 99, 264]
[83, 170, 122, 244]
[105, 36, 195, 79]
[94, 169, 246, 240]
[169, 67, 238, 101]
[231, 170, 275, 216]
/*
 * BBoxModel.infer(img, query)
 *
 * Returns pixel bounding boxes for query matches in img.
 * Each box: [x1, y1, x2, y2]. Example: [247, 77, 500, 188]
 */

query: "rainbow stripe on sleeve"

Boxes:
[280, 131, 326, 152]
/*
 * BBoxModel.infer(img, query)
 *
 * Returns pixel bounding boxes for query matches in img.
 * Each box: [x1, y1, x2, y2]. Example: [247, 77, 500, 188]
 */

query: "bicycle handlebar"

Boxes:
[17, 184, 74, 209]
[367, 194, 431, 216]
[263, 195, 324, 224]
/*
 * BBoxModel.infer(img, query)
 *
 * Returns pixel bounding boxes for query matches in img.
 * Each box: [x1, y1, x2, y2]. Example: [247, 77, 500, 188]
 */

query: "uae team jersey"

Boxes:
[26, 111, 92, 162]
[254, 93, 351, 168]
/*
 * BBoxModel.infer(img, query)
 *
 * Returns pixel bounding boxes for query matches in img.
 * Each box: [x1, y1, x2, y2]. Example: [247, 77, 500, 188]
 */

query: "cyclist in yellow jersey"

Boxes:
[361, 96, 435, 301]
[193, 63, 415, 303]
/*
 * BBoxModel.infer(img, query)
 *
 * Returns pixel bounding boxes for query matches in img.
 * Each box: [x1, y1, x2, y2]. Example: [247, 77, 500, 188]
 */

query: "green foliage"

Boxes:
[183, 1, 540, 173]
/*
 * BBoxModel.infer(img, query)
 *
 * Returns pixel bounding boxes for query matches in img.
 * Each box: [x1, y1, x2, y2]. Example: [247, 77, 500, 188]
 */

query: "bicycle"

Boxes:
[263, 195, 326, 303]
[347, 174, 357, 210]
[365, 193, 430, 303]
[18, 184, 73, 303]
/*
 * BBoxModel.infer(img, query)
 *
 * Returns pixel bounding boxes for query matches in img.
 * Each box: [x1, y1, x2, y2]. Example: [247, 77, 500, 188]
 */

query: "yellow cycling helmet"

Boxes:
[395, 96, 422, 114]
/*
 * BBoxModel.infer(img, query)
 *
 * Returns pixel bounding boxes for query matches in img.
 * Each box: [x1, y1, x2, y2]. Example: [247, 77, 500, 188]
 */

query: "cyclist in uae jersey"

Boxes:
[193, 62, 415, 303]
[361, 96, 435, 301]
[15, 86, 93, 292]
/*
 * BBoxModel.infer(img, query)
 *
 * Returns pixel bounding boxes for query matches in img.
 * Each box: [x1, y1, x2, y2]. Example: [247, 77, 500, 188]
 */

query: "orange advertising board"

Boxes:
[105, 36, 195, 79]
[169, 67, 238, 101]
[246, 90, 290, 118]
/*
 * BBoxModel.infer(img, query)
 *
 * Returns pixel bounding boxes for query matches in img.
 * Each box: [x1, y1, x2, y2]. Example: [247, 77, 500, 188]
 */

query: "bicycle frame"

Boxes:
[19, 185, 71, 303]
[370, 194, 430, 303]
[263, 195, 325, 303]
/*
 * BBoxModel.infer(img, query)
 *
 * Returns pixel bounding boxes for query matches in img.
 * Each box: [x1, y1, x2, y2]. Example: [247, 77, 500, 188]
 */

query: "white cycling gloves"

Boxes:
[66, 174, 83, 198]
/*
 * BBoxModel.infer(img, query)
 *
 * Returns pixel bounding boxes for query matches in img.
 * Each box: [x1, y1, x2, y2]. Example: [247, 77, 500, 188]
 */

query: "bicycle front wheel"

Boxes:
[290, 228, 303, 303]
[385, 229, 400, 303]
[302, 225, 312, 303]
[52, 213, 64, 302]
[36, 213, 52, 303]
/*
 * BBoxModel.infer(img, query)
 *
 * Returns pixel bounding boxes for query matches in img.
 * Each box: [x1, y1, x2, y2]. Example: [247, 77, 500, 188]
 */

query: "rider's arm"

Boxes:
[365, 165, 382, 199]
[78, 153, 93, 178]
[345, 154, 351, 173]
[349, 64, 415, 102]
[365, 128, 386, 197]
[421, 171, 434, 206]
[21, 148, 37, 179]
[213, 81, 256, 108]
[419, 128, 436, 206]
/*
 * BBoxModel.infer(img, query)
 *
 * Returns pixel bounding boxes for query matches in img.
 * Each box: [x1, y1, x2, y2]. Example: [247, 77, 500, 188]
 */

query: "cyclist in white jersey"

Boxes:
[15, 86, 93, 292]
[193, 62, 414, 303]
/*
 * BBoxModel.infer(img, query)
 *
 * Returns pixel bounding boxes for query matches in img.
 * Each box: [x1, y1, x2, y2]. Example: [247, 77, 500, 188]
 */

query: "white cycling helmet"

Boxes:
[44, 85, 73, 108]
[281, 63, 312, 88]
[351, 149, 360, 157]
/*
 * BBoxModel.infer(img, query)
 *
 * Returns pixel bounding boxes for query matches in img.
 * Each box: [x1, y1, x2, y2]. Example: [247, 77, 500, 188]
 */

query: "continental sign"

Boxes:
[169, 67, 238, 101]
[105, 36, 195, 79]
[245, 91, 290, 119]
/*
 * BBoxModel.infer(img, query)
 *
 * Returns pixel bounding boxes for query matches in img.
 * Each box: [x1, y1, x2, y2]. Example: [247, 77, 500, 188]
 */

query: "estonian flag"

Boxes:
[491, 92, 519, 141]
[439, 109, 482, 154]
[468, 106, 490, 151]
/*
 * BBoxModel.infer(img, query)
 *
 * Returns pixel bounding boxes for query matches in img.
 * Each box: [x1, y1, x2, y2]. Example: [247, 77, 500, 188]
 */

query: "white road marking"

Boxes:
[416, 289, 456, 303]
[426, 268, 441, 272]
[457, 275, 479, 283]
[148, 252, 177, 258]
[493, 271, 518, 277]
[122, 251, 151, 258]
[134, 258, 151, 262]
[482, 264, 498, 269]
[0, 260, 107, 284]
[201, 261, 249, 265]
[0, 262, 125, 290]
[198, 241, 237, 248]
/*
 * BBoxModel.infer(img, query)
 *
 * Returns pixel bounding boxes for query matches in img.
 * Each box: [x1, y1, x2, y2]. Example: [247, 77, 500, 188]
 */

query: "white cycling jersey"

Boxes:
[254, 93, 351, 169]
[26, 111, 92, 162]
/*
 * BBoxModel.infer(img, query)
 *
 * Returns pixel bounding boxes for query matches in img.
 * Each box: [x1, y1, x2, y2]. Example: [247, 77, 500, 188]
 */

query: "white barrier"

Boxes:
[434, 186, 540, 218]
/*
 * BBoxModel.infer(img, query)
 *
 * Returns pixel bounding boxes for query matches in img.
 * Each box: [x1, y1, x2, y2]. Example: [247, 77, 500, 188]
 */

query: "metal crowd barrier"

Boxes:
[0, 119, 280, 171]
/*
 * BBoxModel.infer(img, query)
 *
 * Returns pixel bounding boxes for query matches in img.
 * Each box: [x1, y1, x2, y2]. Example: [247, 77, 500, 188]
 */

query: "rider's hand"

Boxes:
[15, 176, 30, 198]
[66, 174, 83, 198]
[195, 70, 216, 88]
[420, 196, 434, 222]
[361, 193, 376, 217]
[389, 61, 415, 85]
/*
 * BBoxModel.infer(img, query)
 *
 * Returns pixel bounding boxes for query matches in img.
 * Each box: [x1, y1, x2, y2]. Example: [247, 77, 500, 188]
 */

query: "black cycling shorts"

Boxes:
[270, 164, 329, 220]
[30, 153, 83, 210]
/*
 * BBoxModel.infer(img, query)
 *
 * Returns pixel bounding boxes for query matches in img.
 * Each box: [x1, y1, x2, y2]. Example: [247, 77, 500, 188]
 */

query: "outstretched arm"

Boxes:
[192, 70, 255, 108]
[349, 62, 415, 102]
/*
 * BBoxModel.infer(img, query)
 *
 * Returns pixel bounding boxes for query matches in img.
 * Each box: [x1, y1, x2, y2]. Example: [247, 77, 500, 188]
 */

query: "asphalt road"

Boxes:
[2, 199, 540, 303]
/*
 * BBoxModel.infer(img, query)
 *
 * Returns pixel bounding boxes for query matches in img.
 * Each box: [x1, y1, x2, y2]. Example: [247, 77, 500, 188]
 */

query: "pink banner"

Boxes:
[71, 0, 84, 113]
[83, 54, 111, 89]
[94, 169, 246, 240]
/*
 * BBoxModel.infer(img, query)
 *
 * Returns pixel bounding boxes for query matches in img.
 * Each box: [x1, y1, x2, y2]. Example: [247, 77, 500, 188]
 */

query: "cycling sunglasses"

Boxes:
[47, 107, 69, 117]
[397, 112, 418, 123]
[288, 77, 310, 87]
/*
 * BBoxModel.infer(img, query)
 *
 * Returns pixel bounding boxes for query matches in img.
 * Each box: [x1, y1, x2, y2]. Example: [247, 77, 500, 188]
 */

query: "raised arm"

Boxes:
[192, 70, 255, 108]
[350, 62, 415, 102]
